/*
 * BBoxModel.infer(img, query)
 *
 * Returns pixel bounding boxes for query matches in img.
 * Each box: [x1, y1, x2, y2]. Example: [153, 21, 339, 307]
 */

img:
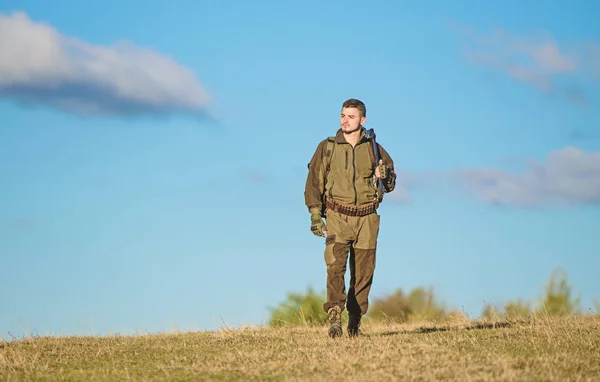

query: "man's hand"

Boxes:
[375, 159, 388, 179]
[309, 207, 327, 237]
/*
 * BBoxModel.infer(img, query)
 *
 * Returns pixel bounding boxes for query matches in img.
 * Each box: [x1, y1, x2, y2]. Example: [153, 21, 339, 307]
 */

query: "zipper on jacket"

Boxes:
[345, 151, 348, 169]
[352, 146, 357, 205]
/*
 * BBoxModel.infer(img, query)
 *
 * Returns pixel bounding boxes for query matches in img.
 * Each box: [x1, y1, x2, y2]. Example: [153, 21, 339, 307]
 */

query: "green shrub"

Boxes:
[537, 267, 581, 316]
[367, 287, 447, 323]
[267, 287, 328, 327]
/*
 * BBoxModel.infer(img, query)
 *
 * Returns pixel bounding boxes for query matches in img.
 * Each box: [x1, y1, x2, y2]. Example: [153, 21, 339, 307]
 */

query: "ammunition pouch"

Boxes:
[326, 198, 378, 217]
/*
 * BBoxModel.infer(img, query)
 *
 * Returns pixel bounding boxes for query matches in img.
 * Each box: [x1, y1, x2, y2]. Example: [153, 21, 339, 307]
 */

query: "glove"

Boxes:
[309, 207, 326, 237]
[376, 160, 388, 180]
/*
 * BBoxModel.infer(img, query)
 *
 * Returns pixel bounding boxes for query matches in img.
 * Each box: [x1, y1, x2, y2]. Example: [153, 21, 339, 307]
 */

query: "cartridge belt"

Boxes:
[326, 198, 378, 217]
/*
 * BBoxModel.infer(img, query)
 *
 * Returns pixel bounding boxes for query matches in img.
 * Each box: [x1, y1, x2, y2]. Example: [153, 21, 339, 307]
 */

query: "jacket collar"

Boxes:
[334, 126, 367, 144]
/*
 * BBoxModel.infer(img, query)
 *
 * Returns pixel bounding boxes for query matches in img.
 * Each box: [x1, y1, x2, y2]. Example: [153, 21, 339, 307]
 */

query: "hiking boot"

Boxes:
[327, 306, 343, 338]
[348, 313, 361, 337]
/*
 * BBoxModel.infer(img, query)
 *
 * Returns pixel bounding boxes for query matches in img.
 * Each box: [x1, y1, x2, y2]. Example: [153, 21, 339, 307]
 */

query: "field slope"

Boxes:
[1, 315, 599, 381]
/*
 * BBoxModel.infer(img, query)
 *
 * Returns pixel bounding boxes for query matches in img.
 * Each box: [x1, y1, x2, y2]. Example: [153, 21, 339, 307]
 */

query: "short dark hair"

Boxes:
[341, 99, 366, 118]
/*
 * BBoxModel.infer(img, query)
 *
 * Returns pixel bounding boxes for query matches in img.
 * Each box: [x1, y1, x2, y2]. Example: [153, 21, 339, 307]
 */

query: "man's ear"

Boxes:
[361, 116, 366, 125]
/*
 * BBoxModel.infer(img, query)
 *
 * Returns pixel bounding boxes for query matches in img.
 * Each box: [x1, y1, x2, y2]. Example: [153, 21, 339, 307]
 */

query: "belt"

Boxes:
[326, 198, 378, 217]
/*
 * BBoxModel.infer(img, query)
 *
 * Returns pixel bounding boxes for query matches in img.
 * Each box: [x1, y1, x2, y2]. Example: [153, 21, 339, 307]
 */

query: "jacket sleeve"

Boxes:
[377, 143, 396, 193]
[304, 139, 328, 212]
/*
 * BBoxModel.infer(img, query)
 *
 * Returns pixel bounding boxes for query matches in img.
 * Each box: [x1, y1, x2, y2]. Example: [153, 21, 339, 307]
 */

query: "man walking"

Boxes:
[304, 98, 396, 338]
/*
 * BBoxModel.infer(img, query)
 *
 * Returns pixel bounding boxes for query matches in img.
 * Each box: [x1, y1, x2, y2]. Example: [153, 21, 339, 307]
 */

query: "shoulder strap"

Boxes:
[366, 135, 376, 170]
[323, 136, 335, 175]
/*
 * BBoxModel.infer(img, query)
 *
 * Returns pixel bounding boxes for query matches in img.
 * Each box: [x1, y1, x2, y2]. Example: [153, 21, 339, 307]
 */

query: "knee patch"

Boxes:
[324, 235, 336, 265]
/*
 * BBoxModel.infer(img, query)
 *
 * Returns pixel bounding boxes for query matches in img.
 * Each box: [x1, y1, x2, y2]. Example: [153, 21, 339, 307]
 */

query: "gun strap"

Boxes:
[368, 137, 384, 203]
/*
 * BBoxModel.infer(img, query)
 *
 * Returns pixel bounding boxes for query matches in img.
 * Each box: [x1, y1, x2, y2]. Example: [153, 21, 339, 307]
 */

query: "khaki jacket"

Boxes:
[305, 127, 396, 213]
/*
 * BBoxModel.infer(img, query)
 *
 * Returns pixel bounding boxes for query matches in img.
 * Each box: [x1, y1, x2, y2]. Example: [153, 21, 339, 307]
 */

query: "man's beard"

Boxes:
[341, 124, 361, 134]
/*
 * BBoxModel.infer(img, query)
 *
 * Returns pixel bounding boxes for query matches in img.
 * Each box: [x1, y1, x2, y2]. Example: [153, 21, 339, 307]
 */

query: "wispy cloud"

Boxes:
[386, 171, 413, 203]
[243, 170, 268, 183]
[456, 147, 600, 207]
[459, 26, 600, 104]
[387, 147, 600, 208]
[0, 11, 211, 117]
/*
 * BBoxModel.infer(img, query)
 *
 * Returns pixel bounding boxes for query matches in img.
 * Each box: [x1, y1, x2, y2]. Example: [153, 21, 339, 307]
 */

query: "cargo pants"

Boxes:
[322, 208, 380, 316]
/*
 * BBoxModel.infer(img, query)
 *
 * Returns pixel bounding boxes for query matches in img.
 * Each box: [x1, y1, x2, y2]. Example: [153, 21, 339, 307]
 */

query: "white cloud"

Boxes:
[457, 147, 600, 207]
[581, 42, 600, 78]
[383, 170, 413, 203]
[0, 11, 211, 117]
[460, 27, 598, 103]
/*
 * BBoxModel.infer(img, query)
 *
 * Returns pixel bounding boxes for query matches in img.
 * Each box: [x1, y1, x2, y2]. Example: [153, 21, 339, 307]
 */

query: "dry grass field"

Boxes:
[1, 315, 599, 381]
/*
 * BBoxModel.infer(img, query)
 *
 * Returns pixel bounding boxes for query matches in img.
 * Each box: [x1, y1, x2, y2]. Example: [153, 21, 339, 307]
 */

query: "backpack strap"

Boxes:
[323, 136, 335, 176]
[317, 136, 336, 217]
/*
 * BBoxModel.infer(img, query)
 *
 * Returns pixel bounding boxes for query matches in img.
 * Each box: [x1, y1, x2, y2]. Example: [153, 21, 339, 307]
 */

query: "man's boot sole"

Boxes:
[328, 324, 342, 338]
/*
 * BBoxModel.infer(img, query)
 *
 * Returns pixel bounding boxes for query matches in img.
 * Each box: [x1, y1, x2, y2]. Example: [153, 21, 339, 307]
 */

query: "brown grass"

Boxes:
[1, 315, 599, 381]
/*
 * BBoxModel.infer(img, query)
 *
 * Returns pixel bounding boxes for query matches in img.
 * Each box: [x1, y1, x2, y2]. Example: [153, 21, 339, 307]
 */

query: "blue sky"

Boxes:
[1, 0, 599, 338]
